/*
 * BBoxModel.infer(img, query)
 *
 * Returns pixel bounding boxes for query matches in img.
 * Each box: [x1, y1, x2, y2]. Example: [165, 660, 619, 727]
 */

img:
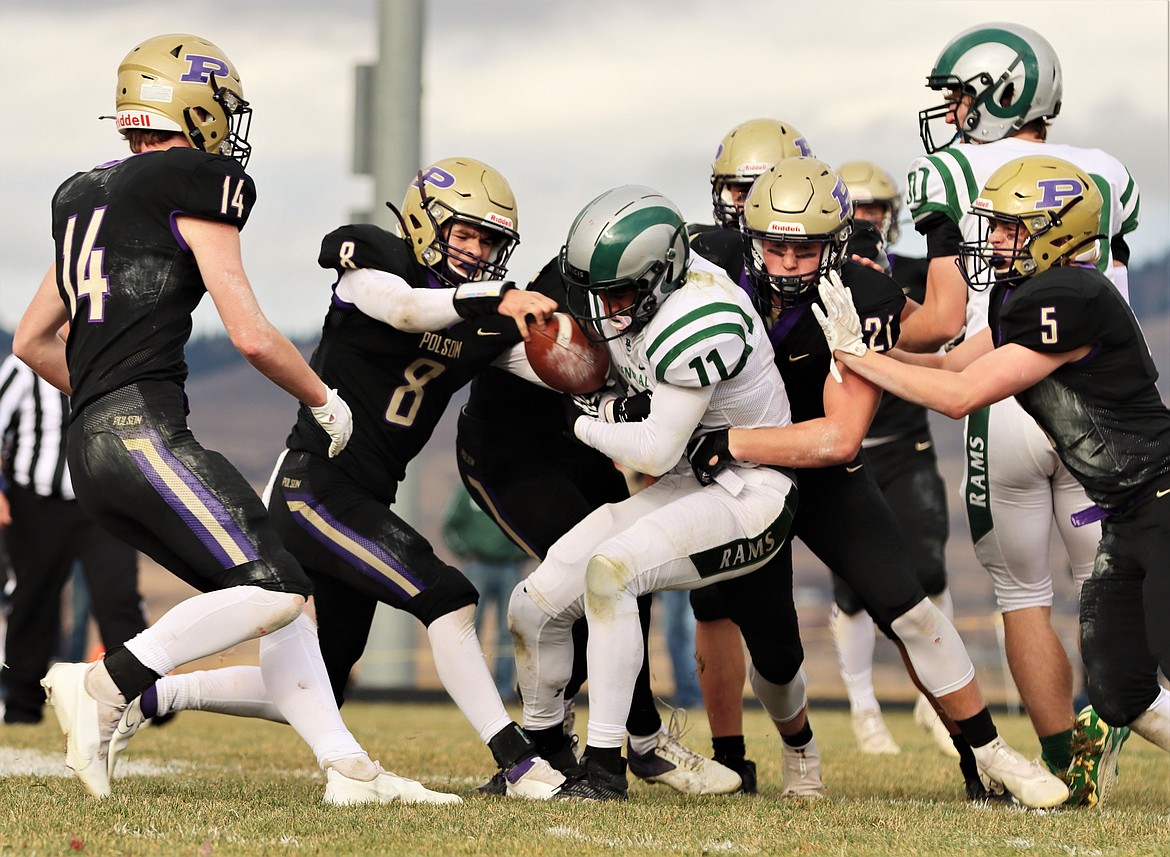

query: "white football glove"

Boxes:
[811, 270, 866, 383]
[309, 387, 353, 457]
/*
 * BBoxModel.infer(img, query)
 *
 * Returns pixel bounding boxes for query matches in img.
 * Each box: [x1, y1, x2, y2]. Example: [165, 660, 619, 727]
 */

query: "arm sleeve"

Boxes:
[574, 381, 714, 477]
[335, 268, 461, 332]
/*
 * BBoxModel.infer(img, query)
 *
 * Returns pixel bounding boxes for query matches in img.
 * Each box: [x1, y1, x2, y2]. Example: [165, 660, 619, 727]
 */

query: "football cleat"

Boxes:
[915, 694, 960, 758]
[714, 755, 758, 795]
[780, 740, 826, 799]
[628, 710, 741, 795]
[557, 754, 629, 801]
[972, 737, 1069, 809]
[107, 695, 152, 780]
[41, 662, 125, 799]
[503, 755, 568, 801]
[1065, 705, 1130, 808]
[851, 707, 901, 755]
[324, 764, 462, 805]
[476, 770, 507, 796]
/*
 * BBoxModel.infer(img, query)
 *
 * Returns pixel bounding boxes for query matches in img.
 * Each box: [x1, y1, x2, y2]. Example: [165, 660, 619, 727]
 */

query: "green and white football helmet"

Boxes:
[919, 22, 1062, 153]
[560, 185, 690, 341]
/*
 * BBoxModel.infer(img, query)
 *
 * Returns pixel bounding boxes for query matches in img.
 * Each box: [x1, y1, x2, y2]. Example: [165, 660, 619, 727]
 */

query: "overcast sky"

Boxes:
[1, 0, 1166, 337]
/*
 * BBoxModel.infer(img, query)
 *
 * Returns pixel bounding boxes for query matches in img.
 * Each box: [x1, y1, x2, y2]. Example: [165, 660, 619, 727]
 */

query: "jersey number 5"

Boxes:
[61, 207, 110, 323]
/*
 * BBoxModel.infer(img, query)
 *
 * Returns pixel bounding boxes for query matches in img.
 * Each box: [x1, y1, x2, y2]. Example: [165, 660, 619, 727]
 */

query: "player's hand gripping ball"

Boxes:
[525, 312, 611, 394]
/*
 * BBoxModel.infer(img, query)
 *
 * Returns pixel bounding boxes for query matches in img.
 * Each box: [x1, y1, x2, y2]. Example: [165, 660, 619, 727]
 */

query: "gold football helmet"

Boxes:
[960, 155, 1103, 290]
[741, 158, 852, 313]
[710, 118, 814, 229]
[396, 157, 520, 286]
[115, 34, 252, 165]
[837, 160, 902, 245]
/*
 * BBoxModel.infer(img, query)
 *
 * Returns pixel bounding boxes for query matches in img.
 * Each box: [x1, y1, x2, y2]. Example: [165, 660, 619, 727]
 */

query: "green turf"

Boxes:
[1, 702, 1165, 856]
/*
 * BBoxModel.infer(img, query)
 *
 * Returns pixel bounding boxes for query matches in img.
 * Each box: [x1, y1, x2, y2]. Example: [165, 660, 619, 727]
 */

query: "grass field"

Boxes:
[1, 702, 1166, 856]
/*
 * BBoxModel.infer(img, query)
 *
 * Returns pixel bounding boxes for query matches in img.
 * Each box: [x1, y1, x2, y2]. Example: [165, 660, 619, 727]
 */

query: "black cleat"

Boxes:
[557, 755, 628, 801]
[965, 775, 1015, 805]
[715, 755, 758, 795]
[476, 770, 508, 796]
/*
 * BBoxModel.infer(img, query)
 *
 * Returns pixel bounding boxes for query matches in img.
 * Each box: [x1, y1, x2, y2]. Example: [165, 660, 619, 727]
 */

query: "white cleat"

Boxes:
[108, 696, 152, 780]
[504, 756, 567, 800]
[914, 695, 960, 758]
[780, 740, 826, 799]
[41, 662, 125, 799]
[628, 718, 741, 795]
[324, 764, 462, 805]
[973, 737, 1069, 809]
[851, 707, 901, 755]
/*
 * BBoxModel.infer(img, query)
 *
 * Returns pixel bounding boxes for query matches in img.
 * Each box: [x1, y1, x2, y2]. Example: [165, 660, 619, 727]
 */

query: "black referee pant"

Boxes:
[1, 484, 145, 723]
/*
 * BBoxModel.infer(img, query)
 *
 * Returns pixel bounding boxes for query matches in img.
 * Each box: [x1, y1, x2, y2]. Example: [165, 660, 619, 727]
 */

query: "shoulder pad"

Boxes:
[690, 228, 744, 281]
[840, 262, 906, 352]
[646, 281, 753, 387]
[997, 268, 1099, 353]
[153, 149, 257, 229]
[318, 224, 411, 273]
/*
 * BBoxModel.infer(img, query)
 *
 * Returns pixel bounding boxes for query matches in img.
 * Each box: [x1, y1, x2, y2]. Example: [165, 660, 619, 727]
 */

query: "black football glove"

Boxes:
[604, 389, 653, 423]
[563, 391, 601, 437]
[686, 429, 733, 486]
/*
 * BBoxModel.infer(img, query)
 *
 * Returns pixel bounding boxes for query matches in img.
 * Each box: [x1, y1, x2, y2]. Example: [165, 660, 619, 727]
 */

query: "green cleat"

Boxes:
[1065, 705, 1130, 808]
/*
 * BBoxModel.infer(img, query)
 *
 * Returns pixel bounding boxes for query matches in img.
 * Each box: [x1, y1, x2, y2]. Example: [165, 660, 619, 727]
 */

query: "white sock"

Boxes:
[1130, 686, 1170, 752]
[428, 605, 512, 744]
[153, 667, 286, 722]
[124, 586, 302, 675]
[628, 727, 662, 756]
[259, 612, 370, 772]
[583, 580, 643, 750]
[830, 606, 879, 712]
[508, 582, 577, 732]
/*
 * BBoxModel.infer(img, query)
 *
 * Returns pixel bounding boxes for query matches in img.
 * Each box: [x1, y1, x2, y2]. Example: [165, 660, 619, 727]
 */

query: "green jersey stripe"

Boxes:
[646, 301, 752, 360]
[653, 322, 747, 384]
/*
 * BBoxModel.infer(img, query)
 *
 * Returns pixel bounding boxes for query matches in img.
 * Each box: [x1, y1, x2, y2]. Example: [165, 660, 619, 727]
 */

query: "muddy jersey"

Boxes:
[988, 266, 1170, 511]
[691, 227, 905, 426]
[867, 253, 931, 440]
[51, 148, 256, 415]
[284, 224, 522, 504]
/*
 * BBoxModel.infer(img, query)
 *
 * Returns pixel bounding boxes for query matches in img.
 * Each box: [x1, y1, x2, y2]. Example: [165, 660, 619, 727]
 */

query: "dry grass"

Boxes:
[1, 702, 1166, 856]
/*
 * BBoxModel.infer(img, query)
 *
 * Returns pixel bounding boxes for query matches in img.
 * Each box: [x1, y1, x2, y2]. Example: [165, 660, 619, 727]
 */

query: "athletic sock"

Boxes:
[955, 707, 997, 749]
[712, 734, 746, 761]
[1039, 729, 1074, 774]
[781, 721, 814, 749]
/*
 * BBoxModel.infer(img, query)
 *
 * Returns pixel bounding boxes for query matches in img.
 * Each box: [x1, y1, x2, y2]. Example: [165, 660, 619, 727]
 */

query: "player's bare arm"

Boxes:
[12, 263, 71, 395]
[179, 215, 328, 408]
[895, 256, 966, 352]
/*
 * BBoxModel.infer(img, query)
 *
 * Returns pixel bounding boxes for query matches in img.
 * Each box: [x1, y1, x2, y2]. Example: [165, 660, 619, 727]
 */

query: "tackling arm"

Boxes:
[895, 256, 967, 352]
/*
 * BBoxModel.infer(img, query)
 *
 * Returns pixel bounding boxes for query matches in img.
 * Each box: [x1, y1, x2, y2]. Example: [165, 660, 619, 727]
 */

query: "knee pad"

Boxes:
[245, 587, 305, 633]
[744, 639, 803, 687]
[405, 567, 479, 627]
[749, 664, 806, 724]
[584, 554, 636, 622]
[889, 598, 974, 697]
[831, 573, 866, 616]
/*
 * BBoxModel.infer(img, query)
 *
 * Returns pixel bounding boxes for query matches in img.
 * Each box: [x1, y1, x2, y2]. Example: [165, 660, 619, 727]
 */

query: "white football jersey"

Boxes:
[607, 252, 791, 434]
[906, 138, 1139, 335]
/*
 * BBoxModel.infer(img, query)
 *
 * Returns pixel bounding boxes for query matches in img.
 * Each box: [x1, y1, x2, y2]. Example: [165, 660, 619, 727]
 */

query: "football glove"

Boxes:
[309, 387, 353, 457]
[686, 429, 733, 486]
[563, 391, 601, 438]
[601, 389, 652, 423]
[453, 280, 516, 319]
[811, 270, 867, 383]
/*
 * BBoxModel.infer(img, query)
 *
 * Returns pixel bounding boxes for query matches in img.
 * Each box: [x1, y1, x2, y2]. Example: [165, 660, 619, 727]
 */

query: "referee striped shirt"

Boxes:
[0, 353, 73, 500]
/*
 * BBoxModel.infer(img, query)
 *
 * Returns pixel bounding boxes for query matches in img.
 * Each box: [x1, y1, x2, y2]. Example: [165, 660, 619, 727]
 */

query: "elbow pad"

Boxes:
[453, 280, 515, 319]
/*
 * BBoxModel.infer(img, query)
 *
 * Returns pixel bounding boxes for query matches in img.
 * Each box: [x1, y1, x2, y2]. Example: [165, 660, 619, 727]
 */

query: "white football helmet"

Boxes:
[560, 185, 689, 341]
[919, 22, 1062, 153]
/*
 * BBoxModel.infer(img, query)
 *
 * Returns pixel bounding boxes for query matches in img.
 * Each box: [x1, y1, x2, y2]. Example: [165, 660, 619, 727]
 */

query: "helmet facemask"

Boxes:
[744, 233, 848, 316]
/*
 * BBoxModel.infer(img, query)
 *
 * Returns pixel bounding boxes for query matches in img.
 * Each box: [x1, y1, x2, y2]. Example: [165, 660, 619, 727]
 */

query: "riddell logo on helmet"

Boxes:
[117, 113, 154, 129]
[485, 212, 514, 230]
[767, 222, 806, 235]
[739, 162, 770, 173]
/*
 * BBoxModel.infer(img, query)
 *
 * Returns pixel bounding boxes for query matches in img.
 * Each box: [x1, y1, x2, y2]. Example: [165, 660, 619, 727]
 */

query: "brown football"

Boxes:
[525, 312, 611, 394]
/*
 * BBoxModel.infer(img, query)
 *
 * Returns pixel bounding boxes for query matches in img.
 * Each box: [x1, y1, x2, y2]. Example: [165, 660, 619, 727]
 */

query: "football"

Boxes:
[525, 312, 611, 394]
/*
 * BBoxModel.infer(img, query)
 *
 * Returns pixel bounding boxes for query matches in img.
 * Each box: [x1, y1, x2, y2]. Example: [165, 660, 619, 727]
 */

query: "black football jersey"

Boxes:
[51, 148, 256, 415]
[866, 252, 931, 440]
[691, 228, 906, 424]
[988, 266, 1170, 510]
[285, 224, 522, 503]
